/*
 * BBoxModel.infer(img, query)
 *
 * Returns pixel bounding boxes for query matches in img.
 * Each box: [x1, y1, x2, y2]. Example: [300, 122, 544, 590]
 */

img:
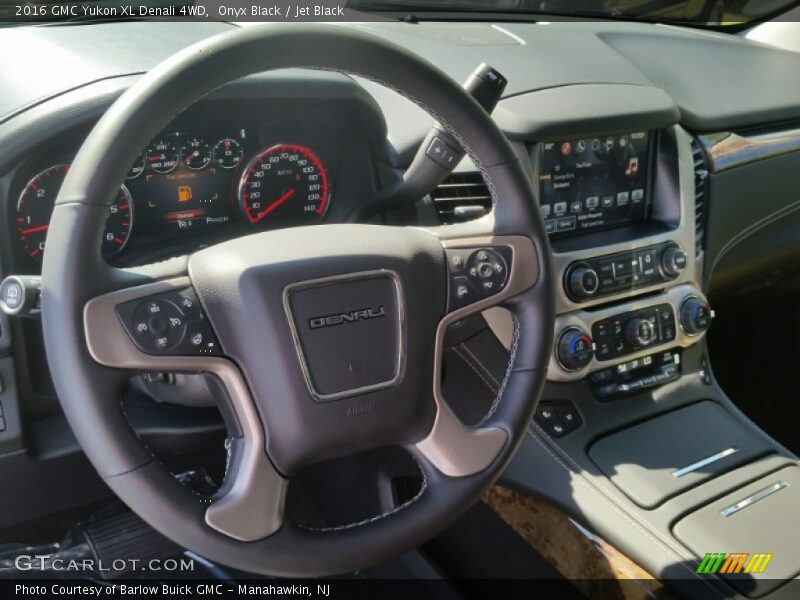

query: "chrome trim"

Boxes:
[282, 269, 405, 402]
[83, 277, 287, 542]
[547, 284, 708, 382]
[415, 235, 539, 477]
[672, 447, 739, 479]
[720, 481, 789, 518]
[700, 127, 800, 173]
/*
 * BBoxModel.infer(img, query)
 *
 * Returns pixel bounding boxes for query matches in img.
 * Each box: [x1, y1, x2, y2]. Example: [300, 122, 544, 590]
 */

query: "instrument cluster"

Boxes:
[13, 128, 332, 264]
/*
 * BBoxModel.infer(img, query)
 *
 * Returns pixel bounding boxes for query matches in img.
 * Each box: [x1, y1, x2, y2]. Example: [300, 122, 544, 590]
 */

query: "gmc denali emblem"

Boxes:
[308, 306, 387, 329]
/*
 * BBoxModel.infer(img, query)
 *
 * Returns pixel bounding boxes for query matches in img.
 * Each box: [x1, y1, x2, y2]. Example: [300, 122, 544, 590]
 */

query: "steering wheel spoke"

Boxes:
[411, 234, 541, 477]
[83, 273, 288, 542]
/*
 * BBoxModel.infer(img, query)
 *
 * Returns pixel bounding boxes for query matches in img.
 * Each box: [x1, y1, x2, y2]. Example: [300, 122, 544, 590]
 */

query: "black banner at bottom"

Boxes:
[5, 578, 800, 600]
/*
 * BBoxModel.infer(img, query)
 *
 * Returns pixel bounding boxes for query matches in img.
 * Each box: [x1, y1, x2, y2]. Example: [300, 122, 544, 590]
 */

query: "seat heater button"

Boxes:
[537, 406, 556, 422]
[549, 420, 567, 437]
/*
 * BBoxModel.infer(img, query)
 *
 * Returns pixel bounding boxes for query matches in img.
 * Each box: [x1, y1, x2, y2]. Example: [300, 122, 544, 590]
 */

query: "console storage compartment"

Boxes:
[674, 466, 800, 597]
[588, 401, 771, 508]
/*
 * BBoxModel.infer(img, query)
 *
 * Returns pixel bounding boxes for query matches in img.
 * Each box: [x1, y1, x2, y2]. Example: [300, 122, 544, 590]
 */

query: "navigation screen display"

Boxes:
[538, 131, 651, 236]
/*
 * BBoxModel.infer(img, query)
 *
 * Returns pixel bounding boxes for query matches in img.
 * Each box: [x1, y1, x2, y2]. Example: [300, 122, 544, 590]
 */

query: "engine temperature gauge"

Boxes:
[182, 136, 211, 170]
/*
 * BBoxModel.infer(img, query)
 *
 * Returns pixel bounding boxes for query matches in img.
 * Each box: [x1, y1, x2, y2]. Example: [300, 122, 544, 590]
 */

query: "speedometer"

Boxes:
[16, 164, 133, 261]
[238, 144, 329, 227]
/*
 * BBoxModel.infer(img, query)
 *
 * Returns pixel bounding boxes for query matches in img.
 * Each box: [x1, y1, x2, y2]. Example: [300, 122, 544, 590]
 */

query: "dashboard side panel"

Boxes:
[704, 150, 800, 293]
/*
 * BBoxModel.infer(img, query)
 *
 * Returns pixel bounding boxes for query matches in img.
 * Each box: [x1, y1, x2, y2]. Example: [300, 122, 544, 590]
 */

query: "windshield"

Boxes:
[348, 0, 800, 27]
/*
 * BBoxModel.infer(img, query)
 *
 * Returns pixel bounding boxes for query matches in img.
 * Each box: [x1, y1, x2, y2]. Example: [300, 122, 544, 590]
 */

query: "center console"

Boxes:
[492, 122, 800, 600]
[526, 126, 711, 401]
[462, 85, 800, 600]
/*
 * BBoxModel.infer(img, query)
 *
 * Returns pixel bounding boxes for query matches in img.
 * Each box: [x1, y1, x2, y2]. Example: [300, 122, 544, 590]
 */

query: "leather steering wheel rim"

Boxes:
[41, 24, 554, 576]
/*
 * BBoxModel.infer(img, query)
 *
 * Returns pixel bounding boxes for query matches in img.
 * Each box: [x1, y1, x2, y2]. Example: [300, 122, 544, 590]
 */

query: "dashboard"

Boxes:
[0, 20, 799, 591]
[0, 21, 797, 420]
[6, 92, 385, 273]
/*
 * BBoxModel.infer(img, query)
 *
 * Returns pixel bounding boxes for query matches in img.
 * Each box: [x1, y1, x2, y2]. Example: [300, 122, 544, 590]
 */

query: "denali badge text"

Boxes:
[308, 306, 387, 330]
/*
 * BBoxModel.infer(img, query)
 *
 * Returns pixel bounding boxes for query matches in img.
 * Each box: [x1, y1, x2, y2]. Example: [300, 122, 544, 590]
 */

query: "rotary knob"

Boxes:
[661, 245, 687, 277]
[556, 327, 594, 372]
[680, 296, 713, 336]
[625, 317, 656, 348]
[567, 264, 600, 300]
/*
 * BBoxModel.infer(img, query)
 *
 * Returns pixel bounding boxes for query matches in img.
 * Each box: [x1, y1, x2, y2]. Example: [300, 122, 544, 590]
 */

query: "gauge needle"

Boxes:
[21, 224, 49, 235]
[252, 188, 295, 223]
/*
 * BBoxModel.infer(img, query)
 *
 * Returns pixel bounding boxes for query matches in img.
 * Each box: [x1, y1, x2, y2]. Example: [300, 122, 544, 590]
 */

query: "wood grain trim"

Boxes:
[484, 486, 676, 600]
[700, 129, 800, 173]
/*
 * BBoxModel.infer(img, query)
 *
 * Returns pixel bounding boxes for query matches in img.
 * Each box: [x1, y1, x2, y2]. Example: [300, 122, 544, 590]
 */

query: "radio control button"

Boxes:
[612, 257, 635, 278]
[446, 247, 510, 311]
[556, 216, 577, 232]
[567, 265, 599, 300]
[662, 245, 687, 277]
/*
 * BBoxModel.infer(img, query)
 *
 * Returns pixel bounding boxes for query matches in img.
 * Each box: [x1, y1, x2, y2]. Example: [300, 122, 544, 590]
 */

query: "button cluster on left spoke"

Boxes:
[115, 288, 221, 356]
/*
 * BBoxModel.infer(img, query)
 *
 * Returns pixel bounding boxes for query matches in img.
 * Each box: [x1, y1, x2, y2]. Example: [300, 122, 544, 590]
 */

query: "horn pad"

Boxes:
[285, 271, 403, 401]
[188, 224, 446, 474]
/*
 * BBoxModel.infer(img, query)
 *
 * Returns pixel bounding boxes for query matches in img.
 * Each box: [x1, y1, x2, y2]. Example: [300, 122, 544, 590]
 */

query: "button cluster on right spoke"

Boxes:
[447, 246, 511, 311]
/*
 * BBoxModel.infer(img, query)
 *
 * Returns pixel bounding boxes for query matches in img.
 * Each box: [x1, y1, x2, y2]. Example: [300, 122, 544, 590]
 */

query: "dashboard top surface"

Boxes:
[2, 20, 799, 139]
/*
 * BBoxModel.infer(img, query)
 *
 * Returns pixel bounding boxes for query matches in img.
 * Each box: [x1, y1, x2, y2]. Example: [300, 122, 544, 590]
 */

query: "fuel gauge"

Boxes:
[212, 138, 243, 169]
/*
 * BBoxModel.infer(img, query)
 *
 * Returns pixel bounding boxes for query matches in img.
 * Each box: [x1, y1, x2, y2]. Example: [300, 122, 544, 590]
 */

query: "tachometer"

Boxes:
[238, 144, 329, 226]
[16, 164, 134, 261]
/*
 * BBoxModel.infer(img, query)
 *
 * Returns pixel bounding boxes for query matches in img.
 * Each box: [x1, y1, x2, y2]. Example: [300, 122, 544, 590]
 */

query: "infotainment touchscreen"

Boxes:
[538, 131, 652, 236]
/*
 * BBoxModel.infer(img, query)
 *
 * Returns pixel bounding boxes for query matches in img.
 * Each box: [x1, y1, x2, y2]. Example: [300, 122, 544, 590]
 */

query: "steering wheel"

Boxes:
[41, 24, 554, 576]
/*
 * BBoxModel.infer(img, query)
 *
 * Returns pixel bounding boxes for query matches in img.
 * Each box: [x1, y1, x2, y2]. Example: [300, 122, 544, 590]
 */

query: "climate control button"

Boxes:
[680, 296, 713, 336]
[557, 327, 594, 372]
[625, 317, 656, 348]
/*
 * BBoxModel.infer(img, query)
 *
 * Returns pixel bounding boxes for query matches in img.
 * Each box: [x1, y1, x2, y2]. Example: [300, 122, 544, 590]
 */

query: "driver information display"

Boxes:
[539, 131, 651, 236]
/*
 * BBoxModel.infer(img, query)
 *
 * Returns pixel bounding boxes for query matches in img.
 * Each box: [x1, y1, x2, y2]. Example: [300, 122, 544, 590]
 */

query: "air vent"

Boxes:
[430, 172, 492, 224]
[692, 139, 709, 258]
